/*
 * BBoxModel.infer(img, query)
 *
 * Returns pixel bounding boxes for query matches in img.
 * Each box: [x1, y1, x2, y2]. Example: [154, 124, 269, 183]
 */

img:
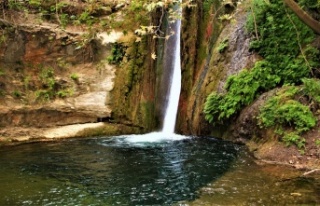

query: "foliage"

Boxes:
[283, 132, 306, 149]
[36, 66, 56, 101]
[40, 66, 55, 91]
[76, 10, 96, 26]
[35, 89, 52, 101]
[12, 90, 22, 98]
[259, 98, 316, 133]
[70, 73, 79, 82]
[8, 0, 24, 10]
[217, 38, 229, 53]
[107, 43, 126, 65]
[204, 92, 224, 124]
[56, 89, 73, 98]
[35, 66, 72, 101]
[204, 61, 281, 124]
[301, 78, 320, 103]
[29, 0, 41, 7]
[204, 0, 319, 127]
[297, 0, 320, 9]
[258, 86, 317, 148]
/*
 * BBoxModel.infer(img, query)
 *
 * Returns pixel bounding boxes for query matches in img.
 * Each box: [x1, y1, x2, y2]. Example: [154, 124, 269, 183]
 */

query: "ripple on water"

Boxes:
[0, 135, 319, 205]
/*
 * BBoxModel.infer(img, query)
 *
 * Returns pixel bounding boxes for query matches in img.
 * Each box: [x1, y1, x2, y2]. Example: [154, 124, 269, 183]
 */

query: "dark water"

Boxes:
[0, 135, 319, 206]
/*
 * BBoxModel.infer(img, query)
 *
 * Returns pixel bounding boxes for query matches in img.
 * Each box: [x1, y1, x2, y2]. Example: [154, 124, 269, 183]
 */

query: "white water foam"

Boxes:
[124, 132, 187, 143]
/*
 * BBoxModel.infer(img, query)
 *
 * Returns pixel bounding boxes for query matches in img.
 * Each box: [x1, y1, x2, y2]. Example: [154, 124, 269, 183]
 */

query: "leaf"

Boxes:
[151, 52, 157, 60]
[135, 37, 142, 42]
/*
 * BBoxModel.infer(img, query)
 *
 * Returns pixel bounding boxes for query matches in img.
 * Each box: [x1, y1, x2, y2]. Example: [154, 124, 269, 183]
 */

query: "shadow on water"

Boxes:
[0, 135, 239, 206]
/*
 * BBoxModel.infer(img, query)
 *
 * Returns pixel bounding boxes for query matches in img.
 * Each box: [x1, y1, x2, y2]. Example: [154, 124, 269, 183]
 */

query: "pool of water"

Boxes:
[0, 135, 319, 205]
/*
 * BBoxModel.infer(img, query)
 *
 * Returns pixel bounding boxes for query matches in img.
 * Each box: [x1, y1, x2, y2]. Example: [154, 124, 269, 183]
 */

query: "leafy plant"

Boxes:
[76, 10, 95, 26]
[70, 73, 79, 81]
[302, 78, 320, 103]
[107, 43, 126, 65]
[40, 66, 56, 91]
[12, 90, 22, 98]
[218, 38, 229, 53]
[8, 0, 24, 10]
[56, 89, 73, 98]
[59, 13, 69, 28]
[35, 89, 52, 101]
[204, 61, 281, 124]
[29, 0, 41, 7]
[283, 132, 306, 149]
[258, 87, 317, 148]
[204, 0, 319, 129]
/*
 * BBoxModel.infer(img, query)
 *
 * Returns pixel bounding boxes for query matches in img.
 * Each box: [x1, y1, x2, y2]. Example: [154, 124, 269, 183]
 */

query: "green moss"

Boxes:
[217, 38, 228, 53]
[204, 0, 319, 126]
[140, 101, 156, 131]
[107, 43, 126, 65]
[110, 35, 151, 128]
[76, 124, 141, 137]
[258, 86, 317, 149]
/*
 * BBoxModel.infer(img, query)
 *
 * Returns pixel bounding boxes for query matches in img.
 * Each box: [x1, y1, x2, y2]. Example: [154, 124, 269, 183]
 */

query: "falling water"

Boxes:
[162, 12, 181, 134]
[119, 6, 183, 144]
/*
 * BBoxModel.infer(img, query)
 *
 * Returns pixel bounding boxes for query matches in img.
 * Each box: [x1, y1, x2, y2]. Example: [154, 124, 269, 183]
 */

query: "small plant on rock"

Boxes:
[218, 38, 229, 53]
[70, 73, 79, 82]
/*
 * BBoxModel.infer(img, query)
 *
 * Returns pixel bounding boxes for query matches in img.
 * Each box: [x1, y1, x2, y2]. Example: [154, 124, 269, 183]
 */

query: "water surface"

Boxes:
[0, 135, 319, 205]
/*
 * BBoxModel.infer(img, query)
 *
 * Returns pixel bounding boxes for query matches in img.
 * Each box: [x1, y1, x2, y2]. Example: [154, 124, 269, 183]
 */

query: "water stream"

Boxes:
[162, 12, 181, 134]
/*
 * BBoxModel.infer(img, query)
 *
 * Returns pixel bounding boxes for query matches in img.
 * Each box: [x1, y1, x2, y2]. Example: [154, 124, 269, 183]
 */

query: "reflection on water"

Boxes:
[0, 136, 238, 205]
[0, 135, 319, 205]
[180, 150, 320, 205]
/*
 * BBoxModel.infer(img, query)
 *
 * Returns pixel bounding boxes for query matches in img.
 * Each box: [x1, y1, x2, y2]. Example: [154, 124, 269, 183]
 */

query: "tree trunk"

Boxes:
[283, 0, 320, 35]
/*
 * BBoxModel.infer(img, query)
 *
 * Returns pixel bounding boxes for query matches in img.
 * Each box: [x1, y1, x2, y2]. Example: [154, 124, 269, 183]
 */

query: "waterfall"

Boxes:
[161, 10, 181, 134]
[123, 5, 185, 144]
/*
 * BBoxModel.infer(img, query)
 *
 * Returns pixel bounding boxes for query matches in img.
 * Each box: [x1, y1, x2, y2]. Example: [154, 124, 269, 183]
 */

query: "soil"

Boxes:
[247, 128, 320, 171]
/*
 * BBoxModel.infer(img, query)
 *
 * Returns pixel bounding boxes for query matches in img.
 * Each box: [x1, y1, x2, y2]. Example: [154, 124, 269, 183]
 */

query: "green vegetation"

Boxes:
[204, 61, 281, 124]
[12, 90, 22, 98]
[218, 38, 229, 53]
[258, 86, 317, 149]
[204, 0, 320, 149]
[35, 66, 72, 101]
[316, 139, 320, 156]
[70, 73, 79, 82]
[301, 78, 320, 103]
[107, 43, 126, 65]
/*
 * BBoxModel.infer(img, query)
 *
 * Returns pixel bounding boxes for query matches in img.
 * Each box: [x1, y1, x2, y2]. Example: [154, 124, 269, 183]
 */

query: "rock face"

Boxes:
[177, 0, 260, 136]
[0, 0, 157, 143]
[0, 23, 116, 124]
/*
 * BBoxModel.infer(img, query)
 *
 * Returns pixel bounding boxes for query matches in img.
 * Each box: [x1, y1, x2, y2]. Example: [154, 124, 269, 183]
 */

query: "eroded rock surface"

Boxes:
[0, 0, 147, 143]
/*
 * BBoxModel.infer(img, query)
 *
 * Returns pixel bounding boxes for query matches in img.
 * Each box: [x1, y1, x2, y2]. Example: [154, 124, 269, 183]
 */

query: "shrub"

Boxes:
[302, 78, 320, 103]
[70, 73, 79, 81]
[107, 43, 126, 65]
[217, 38, 228, 53]
[204, 0, 319, 128]
[258, 86, 317, 148]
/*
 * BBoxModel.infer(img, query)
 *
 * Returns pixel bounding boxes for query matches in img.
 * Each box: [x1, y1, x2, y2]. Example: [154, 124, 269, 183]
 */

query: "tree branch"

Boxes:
[283, 0, 320, 35]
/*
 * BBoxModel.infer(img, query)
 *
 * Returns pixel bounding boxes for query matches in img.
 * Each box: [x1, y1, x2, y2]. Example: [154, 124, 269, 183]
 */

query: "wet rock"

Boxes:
[231, 90, 277, 139]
